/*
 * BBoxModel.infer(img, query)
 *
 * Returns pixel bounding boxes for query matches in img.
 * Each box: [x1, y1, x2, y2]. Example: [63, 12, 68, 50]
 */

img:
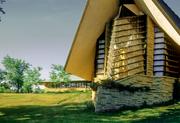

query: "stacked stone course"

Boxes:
[95, 75, 176, 112]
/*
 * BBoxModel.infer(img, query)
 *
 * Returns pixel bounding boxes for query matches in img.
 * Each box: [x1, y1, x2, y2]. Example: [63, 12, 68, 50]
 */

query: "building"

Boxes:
[65, 0, 180, 112]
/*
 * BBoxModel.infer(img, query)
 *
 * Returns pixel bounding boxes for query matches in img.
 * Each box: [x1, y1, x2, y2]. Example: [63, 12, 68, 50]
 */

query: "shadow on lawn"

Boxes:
[1, 102, 180, 123]
[0, 102, 117, 123]
[132, 108, 180, 123]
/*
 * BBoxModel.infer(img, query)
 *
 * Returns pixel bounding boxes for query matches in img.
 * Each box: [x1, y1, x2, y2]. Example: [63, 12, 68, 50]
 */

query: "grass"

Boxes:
[0, 92, 180, 123]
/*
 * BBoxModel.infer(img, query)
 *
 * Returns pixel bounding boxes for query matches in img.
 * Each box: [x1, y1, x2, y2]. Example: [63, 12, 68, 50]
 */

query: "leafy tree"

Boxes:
[23, 67, 42, 83]
[50, 64, 71, 83]
[2, 55, 30, 92]
[0, 69, 6, 82]
[22, 67, 42, 93]
[0, 69, 9, 91]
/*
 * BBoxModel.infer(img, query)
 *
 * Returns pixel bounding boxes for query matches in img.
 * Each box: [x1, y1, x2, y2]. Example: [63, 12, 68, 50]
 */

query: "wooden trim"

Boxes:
[146, 16, 154, 76]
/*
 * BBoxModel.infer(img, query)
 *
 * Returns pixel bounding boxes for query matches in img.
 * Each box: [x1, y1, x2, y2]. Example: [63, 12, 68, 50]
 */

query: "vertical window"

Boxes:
[95, 33, 105, 76]
[153, 26, 180, 77]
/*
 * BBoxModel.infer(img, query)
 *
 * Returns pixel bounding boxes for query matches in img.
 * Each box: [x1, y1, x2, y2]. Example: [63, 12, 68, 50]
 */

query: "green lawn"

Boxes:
[0, 92, 180, 123]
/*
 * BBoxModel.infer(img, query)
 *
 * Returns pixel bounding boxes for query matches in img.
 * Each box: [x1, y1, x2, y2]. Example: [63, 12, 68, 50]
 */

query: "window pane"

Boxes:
[154, 66, 164, 71]
[154, 61, 164, 66]
[98, 50, 105, 54]
[97, 59, 104, 64]
[97, 64, 104, 69]
[154, 72, 163, 76]
[155, 38, 164, 43]
[155, 32, 164, 38]
[98, 54, 105, 58]
[154, 43, 165, 49]
[99, 40, 105, 44]
[154, 49, 164, 54]
[99, 45, 105, 49]
[154, 55, 165, 60]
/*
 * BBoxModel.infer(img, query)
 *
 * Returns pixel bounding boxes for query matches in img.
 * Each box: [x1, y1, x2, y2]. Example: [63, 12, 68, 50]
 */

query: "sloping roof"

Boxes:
[65, 0, 180, 81]
[65, 0, 120, 81]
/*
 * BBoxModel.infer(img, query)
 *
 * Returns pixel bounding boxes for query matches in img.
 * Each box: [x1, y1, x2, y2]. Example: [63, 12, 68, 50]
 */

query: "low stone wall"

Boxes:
[94, 75, 176, 112]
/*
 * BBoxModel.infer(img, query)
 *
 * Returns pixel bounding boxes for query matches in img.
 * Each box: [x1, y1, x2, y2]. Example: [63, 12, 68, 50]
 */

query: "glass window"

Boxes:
[98, 50, 105, 54]
[98, 54, 105, 58]
[154, 55, 165, 60]
[154, 49, 164, 54]
[154, 72, 163, 76]
[99, 40, 105, 44]
[154, 66, 164, 71]
[155, 38, 164, 43]
[97, 64, 103, 69]
[97, 59, 104, 64]
[155, 32, 164, 38]
[99, 45, 105, 49]
[154, 61, 164, 66]
[154, 43, 165, 49]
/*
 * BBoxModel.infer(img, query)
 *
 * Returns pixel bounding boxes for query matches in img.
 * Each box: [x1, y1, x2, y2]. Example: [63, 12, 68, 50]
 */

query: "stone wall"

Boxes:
[94, 75, 176, 112]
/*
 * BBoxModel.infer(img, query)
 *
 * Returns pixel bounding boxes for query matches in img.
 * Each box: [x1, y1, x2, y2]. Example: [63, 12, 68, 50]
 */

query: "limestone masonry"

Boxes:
[95, 75, 176, 112]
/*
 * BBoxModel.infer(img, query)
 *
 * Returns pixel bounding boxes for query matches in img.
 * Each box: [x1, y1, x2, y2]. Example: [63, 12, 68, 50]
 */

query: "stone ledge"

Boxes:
[94, 75, 176, 112]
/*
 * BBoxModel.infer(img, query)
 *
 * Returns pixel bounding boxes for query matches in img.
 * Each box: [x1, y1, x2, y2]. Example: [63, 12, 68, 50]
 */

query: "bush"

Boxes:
[0, 86, 6, 93]
[90, 82, 99, 91]
[33, 87, 44, 93]
[100, 79, 150, 92]
[22, 82, 33, 93]
[22, 83, 45, 93]
[32, 85, 45, 93]
[84, 101, 95, 111]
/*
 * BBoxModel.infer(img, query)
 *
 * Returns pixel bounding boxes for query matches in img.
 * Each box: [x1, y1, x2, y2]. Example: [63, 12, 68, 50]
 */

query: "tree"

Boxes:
[0, 69, 6, 82]
[0, 0, 5, 21]
[23, 67, 42, 83]
[0, 69, 9, 91]
[50, 64, 71, 83]
[22, 67, 42, 93]
[2, 55, 30, 92]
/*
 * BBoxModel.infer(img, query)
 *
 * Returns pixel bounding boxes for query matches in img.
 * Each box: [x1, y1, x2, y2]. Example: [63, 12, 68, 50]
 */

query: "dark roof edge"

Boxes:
[157, 0, 180, 29]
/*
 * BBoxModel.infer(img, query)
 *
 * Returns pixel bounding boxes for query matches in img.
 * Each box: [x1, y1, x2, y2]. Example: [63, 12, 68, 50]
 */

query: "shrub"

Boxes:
[33, 87, 44, 93]
[22, 82, 33, 93]
[100, 79, 150, 92]
[90, 82, 99, 91]
[84, 101, 95, 111]
[22, 83, 45, 93]
[0, 86, 6, 93]
[32, 85, 45, 93]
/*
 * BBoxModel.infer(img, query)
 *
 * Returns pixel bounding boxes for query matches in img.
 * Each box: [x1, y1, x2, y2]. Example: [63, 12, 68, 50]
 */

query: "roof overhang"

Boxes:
[65, 0, 180, 81]
[65, 0, 120, 81]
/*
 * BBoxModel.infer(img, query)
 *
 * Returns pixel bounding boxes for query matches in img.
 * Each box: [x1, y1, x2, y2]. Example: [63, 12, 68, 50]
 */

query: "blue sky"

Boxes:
[0, 0, 86, 80]
[164, 0, 180, 16]
[0, 0, 179, 80]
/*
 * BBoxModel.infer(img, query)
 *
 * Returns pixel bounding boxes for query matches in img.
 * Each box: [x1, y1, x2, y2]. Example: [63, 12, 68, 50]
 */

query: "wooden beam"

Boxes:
[146, 16, 155, 76]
